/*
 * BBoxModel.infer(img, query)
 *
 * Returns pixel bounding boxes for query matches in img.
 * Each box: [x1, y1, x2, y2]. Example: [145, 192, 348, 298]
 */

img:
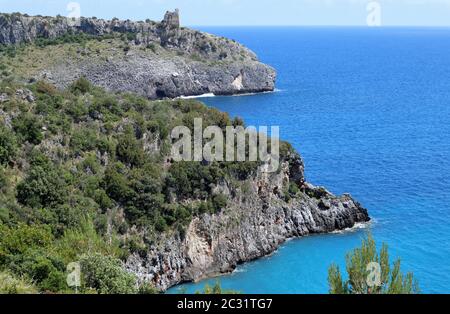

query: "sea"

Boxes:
[167, 27, 450, 294]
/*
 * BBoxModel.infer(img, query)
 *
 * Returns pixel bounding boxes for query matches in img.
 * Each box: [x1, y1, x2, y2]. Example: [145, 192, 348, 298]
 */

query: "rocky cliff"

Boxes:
[126, 152, 370, 291]
[0, 11, 276, 99]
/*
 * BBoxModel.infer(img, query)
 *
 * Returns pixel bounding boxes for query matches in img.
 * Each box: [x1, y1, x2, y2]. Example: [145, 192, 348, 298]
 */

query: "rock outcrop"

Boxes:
[125, 153, 370, 291]
[0, 11, 276, 99]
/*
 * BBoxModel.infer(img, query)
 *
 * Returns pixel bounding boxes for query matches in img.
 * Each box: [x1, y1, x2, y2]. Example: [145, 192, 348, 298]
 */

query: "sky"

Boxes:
[1, 0, 450, 26]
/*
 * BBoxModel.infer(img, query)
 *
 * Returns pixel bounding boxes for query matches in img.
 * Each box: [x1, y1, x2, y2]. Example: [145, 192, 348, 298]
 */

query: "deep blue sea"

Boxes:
[168, 27, 450, 294]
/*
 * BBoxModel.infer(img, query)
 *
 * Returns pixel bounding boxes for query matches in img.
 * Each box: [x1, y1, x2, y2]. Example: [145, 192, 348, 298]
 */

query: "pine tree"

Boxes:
[328, 234, 420, 294]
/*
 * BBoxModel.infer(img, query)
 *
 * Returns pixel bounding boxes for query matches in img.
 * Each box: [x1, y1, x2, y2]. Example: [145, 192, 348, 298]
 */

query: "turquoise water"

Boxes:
[168, 27, 450, 294]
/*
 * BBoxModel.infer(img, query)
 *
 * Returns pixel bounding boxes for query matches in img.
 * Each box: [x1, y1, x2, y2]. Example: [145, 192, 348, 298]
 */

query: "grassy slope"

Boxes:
[0, 36, 236, 84]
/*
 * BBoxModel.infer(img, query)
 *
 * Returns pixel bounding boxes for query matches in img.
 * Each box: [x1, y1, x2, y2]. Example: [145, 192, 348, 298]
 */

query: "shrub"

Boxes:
[146, 43, 157, 53]
[17, 163, 68, 208]
[195, 281, 240, 294]
[66, 98, 89, 122]
[34, 80, 57, 96]
[0, 271, 38, 294]
[126, 33, 137, 42]
[138, 282, 159, 294]
[211, 194, 228, 213]
[0, 167, 6, 190]
[0, 125, 18, 166]
[93, 189, 113, 210]
[12, 113, 43, 145]
[154, 215, 168, 232]
[89, 94, 123, 122]
[54, 218, 122, 263]
[50, 205, 89, 236]
[35, 93, 64, 115]
[70, 77, 92, 95]
[0, 223, 53, 257]
[166, 162, 223, 200]
[103, 163, 129, 198]
[29, 254, 66, 291]
[116, 127, 145, 167]
[70, 128, 98, 154]
[80, 253, 137, 294]
[286, 182, 300, 200]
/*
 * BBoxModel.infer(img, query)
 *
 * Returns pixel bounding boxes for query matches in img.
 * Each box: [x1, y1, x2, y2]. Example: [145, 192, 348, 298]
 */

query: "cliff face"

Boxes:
[0, 11, 276, 99]
[125, 153, 370, 291]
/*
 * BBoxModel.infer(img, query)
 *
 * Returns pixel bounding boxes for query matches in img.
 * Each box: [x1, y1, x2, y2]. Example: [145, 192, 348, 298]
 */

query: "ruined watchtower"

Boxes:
[161, 9, 180, 29]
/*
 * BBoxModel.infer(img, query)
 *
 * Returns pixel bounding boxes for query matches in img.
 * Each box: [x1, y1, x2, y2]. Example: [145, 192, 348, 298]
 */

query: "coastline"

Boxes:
[178, 89, 283, 100]
[166, 219, 372, 293]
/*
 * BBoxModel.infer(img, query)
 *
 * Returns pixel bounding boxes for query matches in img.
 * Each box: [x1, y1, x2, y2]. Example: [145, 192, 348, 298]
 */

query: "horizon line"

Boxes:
[188, 25, 450, 28]
[2, 11, 450, 28]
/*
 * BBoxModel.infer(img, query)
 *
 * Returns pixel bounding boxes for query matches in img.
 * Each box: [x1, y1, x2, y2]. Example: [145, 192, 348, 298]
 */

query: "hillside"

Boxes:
[0, 76, 369, 293]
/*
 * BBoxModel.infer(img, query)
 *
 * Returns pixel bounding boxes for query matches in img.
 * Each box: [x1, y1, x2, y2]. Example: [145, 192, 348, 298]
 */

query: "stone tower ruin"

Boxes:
[162, 9, 180, 29]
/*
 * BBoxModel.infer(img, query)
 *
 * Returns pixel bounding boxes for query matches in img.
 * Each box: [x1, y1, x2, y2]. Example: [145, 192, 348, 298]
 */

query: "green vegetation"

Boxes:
[79, 253, 137, 294]
[328, 234, 420, 294]
[0, 76, 293, 294]
[12, 113, 44, 145]
[0, 271, 38, 294]
[195, 281, 240, 294]
[69, 76, 92, 95]
[34, 32, 118, 48]
[0, 125, 18, 165]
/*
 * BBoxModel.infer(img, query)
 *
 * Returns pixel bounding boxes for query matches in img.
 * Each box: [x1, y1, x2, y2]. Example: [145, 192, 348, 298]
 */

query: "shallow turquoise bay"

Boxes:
[168, 27, 450, 294]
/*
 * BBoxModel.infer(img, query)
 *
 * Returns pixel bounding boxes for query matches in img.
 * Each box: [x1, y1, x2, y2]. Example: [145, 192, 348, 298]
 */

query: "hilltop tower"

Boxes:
[161, 9, 180, 29]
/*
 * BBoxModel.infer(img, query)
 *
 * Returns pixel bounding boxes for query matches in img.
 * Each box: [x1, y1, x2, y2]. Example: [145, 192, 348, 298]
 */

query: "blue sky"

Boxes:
[1, 0, 450, 26]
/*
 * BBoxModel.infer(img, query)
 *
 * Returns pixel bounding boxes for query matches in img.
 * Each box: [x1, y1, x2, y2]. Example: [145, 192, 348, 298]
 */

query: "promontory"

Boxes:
[0, 10, 276, 99]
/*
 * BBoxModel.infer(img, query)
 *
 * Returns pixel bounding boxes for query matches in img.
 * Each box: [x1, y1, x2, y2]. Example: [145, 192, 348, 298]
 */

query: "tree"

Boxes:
[328, 234, 420, 294]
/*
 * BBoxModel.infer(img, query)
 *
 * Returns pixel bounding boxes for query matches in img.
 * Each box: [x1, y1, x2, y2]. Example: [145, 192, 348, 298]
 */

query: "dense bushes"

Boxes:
[12, 113, 43, 145]
[0, 223, 53, 257]
[17, 156, 69, 208]
[0, 77, 288, 294]
[166, 162, 224, 200]
[0, 223, 68, 292]
[80, 253, 137, 294]
[34, 32, 117, 48]
[116, 126, 145, 167]
[0, 271, 38, 294]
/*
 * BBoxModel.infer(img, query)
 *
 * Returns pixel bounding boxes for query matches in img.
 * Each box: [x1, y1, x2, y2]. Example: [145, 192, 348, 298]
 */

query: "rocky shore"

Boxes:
[125, 152, 370, 291]
[0, 10, 276, 99]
